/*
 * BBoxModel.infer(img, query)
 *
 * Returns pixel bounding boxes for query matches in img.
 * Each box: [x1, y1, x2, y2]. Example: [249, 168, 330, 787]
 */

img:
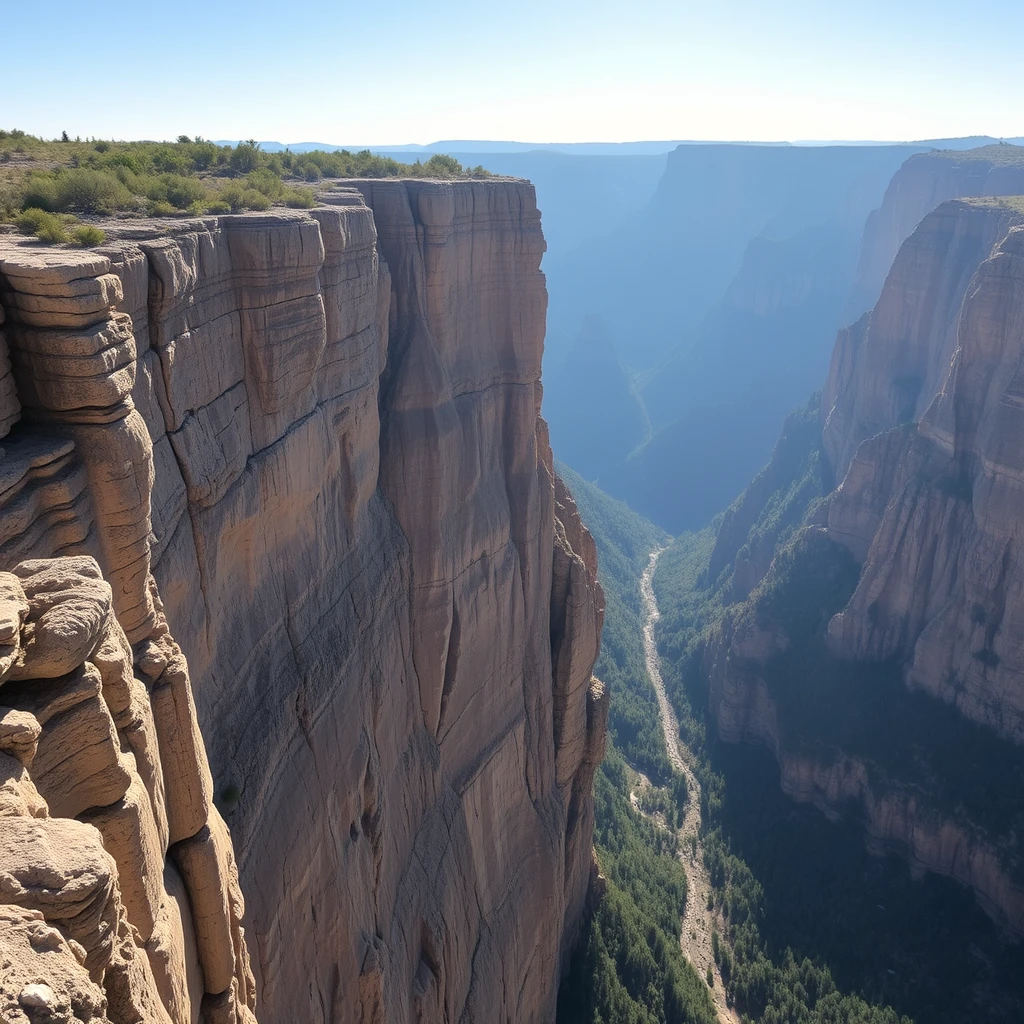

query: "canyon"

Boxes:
[690, 192, 1024, 939]
[0, 180, 606, 1023]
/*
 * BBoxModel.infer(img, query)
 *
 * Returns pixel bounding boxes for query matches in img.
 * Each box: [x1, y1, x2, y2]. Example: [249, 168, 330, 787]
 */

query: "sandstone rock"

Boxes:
[0, 707, 41, 765]
[0, 329, 21, 439]
[0, 905, 111, 1024]
[823, 199, 1024, 482]
[150, 650, 213, 846]
[0, 186, 603, 1024]
[147, 864, 204, 1024]
[0, 749, 47, 818]
[7, 558, 111, 680]
[81, 773, 166, 943]
[171, 826, 235, 997]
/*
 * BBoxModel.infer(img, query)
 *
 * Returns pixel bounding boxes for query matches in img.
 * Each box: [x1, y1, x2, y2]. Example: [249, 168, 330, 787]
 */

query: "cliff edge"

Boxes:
[0, 180, 606, 1023]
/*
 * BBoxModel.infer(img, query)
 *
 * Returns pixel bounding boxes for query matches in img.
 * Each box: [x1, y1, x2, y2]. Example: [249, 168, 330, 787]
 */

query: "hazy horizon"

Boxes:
[7, 0, 1023, 144]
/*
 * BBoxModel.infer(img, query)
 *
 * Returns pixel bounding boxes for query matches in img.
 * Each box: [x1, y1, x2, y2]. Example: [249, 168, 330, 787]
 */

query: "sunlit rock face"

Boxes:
[0, 179, 605, 1024]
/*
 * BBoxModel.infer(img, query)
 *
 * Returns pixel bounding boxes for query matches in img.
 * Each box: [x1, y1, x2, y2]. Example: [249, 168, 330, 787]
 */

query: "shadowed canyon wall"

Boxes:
[695, 196, 1024, 936]
[0, 179, 606, 1023]
[849, 144, 1024, 318]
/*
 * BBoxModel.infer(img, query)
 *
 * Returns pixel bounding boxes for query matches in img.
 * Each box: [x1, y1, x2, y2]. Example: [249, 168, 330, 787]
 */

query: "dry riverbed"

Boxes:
[639, 548, 739, 1024]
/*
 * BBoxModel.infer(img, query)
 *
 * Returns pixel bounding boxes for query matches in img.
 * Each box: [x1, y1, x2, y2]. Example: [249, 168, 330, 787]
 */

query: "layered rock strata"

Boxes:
[0, 245, 256, 1024]
[828, 216, 1024, 741]
[823, 198, 1024, 482]
[699, 199, 1024, 935]
[0, 178, 605, 1024]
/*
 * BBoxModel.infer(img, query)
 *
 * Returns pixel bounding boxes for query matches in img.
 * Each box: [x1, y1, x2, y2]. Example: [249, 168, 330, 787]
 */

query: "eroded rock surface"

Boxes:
[699, 199, 1024, 937]
[0, 180, 604, 1023]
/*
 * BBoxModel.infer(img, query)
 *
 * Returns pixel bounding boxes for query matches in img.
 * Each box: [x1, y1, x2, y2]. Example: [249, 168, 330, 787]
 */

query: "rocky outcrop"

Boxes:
[829, 217, 1024, 742]
[822, 198, 1024, 483]
[777, 751, 1024, 933]
[849, 145, 1024, 317]
[694, 199, 1024, 936]
[0, 179, 605, 1024]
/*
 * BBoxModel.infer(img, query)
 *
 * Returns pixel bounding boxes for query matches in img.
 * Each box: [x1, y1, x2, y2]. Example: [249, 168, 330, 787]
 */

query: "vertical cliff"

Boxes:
[849, 145, 1024, 317]
[0, 179, 606, 1023]
[691, 197, 1024, 936]
[0, 247, 255, 1024]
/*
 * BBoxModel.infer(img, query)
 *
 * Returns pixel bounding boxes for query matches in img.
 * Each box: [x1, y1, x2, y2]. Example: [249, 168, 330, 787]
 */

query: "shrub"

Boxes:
[419, 153, 464, 178]
[245, 168, 283, 200]
[161, 174, 206, 209]
[147, 199, 177, 217]
[93, 141, 110, 153]
[71, 224, 106, 247]
[283, 188, 315, 209]
[50, 168, 133, 214]
[21, 173, 60, 211]
[17, 208, 69, 243]
[189, 141, 218, 171]
[152, 148, 190, 175]
[240, 188, 271, 211]
[206, 200, 231, 215]
[229, 141, 262, 175]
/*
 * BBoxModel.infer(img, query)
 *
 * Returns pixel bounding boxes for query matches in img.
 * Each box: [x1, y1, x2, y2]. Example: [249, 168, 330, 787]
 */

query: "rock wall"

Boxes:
[823, 198, 1024, 484]
[829, 216, 1024, 742]
[849, 145, 1024, 317]
[0, 179, 606, 1024]
[698, 197, 1024, 935]
[0, 246, 255, 1024]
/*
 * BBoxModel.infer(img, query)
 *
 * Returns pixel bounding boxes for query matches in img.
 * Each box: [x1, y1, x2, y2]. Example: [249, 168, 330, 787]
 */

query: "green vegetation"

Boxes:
[557, 460, 916, 1024]
[16, 207, 106, 246]
[559, 749, 718, 1024]
[960, 195, 1024, 214]
[707, 743, 1024, 1024]
[0, 130, 492, 231]
[927, 143, 1024, 167]
[650, 396, 1024, 1023]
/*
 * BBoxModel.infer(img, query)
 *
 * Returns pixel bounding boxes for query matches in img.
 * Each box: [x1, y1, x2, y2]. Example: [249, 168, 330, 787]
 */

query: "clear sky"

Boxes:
[6, 0, 1023, 145]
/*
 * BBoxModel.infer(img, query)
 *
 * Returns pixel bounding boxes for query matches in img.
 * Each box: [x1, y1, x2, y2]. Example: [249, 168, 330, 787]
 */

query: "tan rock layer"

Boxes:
[703, 204, 1024, 939]
[0, 234, 258, 1024]
[0, 184, 604, 1024]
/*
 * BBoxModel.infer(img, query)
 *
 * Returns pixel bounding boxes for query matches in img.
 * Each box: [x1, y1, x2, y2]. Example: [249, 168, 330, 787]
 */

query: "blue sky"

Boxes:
[6, 0, 1023, 144]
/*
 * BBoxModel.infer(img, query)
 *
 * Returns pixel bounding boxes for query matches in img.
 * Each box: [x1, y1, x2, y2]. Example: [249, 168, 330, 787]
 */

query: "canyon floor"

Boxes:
[640, 549, 739, 1024]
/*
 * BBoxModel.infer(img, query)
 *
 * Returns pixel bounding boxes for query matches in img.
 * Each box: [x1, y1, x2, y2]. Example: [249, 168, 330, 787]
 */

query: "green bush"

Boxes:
[71, 224, 106, 247]
[17, 207, 69, 243]
[283, 188, 315, 209]
[43, 168, 133, 214]
[245, 168, 284, 200]
[161, 174, 207, 209]
[229, 141, 262, 175]
[20, 173, 60, 211]
[147, 199, 178, 217]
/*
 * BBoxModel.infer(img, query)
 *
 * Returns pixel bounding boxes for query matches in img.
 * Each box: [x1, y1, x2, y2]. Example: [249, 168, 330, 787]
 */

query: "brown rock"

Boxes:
[7, 558, 111, 680]
[0, 904, 111, 1024]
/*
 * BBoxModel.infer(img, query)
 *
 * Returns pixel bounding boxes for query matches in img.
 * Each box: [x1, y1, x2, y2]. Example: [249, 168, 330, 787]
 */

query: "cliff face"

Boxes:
[829, 212, 1024, 741]
[823, 199, 1024, 485]
[0, 180, 606, 1024]
[0, 247, 256, 1024]
[849, 145, 1024, 317]
[698, 199, 1024, 935]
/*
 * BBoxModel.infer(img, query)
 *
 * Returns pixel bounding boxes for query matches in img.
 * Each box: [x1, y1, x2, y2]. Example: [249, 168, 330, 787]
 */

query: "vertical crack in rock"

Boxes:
[0, 180, 607, 1023]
